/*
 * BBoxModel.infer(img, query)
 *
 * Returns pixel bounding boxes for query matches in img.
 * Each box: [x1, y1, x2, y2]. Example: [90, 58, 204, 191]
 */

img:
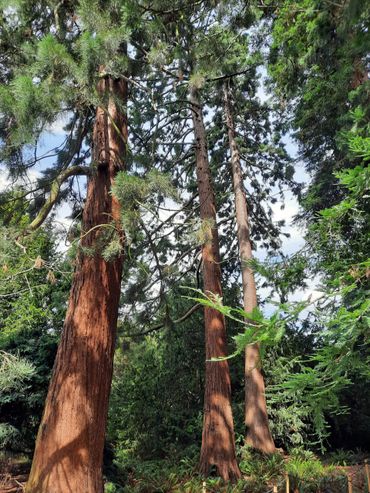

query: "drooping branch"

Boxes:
[27, 165, 90, 232]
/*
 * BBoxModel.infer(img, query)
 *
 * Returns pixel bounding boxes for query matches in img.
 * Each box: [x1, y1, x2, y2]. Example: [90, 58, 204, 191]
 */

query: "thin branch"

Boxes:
[127, 303, 201, 338]
[26, 166, 90, 232]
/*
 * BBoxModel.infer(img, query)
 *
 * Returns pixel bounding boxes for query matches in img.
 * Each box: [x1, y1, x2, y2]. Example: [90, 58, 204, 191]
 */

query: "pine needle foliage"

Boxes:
[0, 351, 35, 394]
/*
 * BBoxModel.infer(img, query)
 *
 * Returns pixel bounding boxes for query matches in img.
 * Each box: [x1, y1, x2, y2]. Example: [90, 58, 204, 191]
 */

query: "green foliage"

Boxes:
[285, 448, 347, 493]
[291, 107, 369, 449]
[0, 74, 64, 146]
[0, 0, 368, 485]
[0, 351, 35, 393]
[113, 170, 178, 204]
[266, 0, 370, 454]
[112, 170, 178, 244]
[0, 351, 35, 448]
[269, 0, 370, 216]
[325, 448, 368, 468]
[102, 233, 123, 262]
[104, 445, 351, 493]
[106, 452, 287, 493]
[238, 446, 285, 484]
[0, 0, 140, 168]
[0, 423, 21, 449]
[147, 41, 171, 67]
[189, 218, 215, 246]
[36, 34, 75, 76]
[184, 288, 304, 359]
[188, 73, 206, 90]
[105, 455, 247, 493]
[108, 307, 204, 460]
[253, 255, 309, 304]
[264, 354, 319, 449]
[0, 199, 70, 450]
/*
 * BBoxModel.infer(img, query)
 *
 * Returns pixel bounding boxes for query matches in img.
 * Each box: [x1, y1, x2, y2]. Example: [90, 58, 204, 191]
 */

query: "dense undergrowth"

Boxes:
[1, 446, 367, 493]
[103, 446, 367, 493]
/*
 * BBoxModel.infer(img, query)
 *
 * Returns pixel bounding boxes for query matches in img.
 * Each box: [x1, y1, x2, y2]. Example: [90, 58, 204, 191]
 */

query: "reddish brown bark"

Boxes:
[190, 86, 241, 482]
[351, 61, 368, 89]
[223, 82, 275, 454]
[25, 77, 127, 493]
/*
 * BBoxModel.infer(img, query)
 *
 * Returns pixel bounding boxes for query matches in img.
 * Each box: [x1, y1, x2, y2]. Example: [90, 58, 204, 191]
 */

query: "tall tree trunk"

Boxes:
[190, 86, 241, 482]
[25, 76, 127, 493]
[223, 82, 275, 454]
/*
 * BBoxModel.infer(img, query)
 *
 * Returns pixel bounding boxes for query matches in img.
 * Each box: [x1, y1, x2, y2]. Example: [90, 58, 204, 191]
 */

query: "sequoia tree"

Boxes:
[223, 81, 275, 453]
[129, 0, 292, 468]
[190, 85, 241, 481]
[26, 75, 127, 493]
[184, 4, 291, 453]
[0, 1, 132, 491]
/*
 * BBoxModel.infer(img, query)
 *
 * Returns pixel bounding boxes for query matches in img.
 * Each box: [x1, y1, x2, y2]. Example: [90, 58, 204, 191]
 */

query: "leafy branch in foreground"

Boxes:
[183, 274, 369, 450]
[183, 287, 306, 361]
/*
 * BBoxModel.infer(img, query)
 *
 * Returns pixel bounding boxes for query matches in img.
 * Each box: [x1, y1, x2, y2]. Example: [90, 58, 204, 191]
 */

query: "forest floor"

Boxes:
[0, 452, 369, 492]
[0, 453, 29, 492]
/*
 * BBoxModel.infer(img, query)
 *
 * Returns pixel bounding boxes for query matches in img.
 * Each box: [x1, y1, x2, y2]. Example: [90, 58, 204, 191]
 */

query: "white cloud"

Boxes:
[0, 166, 41, 192]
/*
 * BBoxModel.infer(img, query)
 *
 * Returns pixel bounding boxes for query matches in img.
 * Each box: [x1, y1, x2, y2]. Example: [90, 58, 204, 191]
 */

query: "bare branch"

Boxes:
[127, 303, 201, 338]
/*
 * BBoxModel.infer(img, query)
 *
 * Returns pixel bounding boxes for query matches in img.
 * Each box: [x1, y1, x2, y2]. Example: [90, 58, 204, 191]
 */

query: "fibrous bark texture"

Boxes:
[25, 77, 127, 493]
[223, 82, 275, 454]
[190, 86, 241, 482]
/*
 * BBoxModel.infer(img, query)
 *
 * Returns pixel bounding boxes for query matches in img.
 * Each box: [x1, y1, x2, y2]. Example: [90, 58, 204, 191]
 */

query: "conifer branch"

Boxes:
[140, 218, 165, 300]
[26, 166, 90, 232]
[206, 68, 254, 83]
[127, 303, 201, 338]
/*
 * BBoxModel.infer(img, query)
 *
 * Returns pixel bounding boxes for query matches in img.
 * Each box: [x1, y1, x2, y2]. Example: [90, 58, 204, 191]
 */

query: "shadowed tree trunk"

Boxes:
[25, 76, 127, 493]
[190, 86, 241, 482]
[223, 82, 275, 454]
